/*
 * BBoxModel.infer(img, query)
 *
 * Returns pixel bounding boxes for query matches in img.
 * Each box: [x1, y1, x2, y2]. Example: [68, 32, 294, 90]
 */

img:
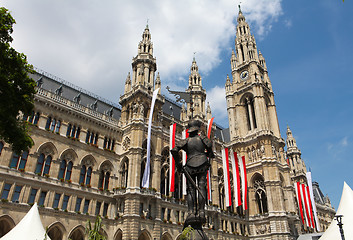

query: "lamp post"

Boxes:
[335, 215, 345, 240]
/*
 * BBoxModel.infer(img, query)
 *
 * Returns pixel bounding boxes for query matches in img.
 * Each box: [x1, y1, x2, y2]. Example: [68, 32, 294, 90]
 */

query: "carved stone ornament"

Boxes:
[122, 137, 131, 151]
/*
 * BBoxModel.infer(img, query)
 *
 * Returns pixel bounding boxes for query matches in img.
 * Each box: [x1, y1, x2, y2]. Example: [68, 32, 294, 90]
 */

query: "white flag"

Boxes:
[142, 88, 159, 188]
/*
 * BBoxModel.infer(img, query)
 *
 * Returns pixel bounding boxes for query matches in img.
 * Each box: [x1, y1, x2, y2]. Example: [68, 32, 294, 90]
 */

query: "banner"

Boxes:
[182, 129, 188, 195]
[239, 156, 248, 210]
[206, 117, 214, 202]
[221, 148, 232, 207]
[169, 123, 177, 192]
[295, 182, 305, 226]
[230, 150, 241, 207]
[306, 171, 320, 231]
[142, 88, 159, 188]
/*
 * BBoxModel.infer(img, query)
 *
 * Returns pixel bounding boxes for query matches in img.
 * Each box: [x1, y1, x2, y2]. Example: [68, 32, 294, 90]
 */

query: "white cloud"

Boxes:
[340, 136, 348, 147]
[3, 0, 283, 124]
[206, 86, 228, 127]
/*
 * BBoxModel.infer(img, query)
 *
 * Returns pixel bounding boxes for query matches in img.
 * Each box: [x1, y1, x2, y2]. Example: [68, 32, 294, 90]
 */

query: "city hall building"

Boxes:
[0, 8, 335, 240]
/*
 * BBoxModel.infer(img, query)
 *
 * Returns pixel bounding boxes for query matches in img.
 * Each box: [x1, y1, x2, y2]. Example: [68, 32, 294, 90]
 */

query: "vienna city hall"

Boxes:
[0, 8, 335, 240]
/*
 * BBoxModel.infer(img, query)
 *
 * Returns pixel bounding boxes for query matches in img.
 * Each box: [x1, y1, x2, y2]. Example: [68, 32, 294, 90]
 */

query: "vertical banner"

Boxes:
[221, 148, 232, 207]
[142, 88, 159, 188]
[300, 183, 311, 227]
[239, 156, 248, 210]
[182, 129, 189, 196]
[230, 150, 241, 207]
[306, 186, 315, 229]
[295, 182, 305, 226]
[169, 123, 177, 192]
[306, 171, 320, 232]
[206, 117, 214, 202]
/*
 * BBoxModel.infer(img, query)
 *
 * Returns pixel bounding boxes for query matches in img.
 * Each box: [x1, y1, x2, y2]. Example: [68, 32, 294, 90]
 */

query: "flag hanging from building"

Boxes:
[239, 155, 248, 210]
[142, 88, 159, 188]
[301, 183, 311, 227]
[206, 117, 214, 202]
[306, 171, 320, 231]
[221, 147, 232, 207]
[169, 123, 177, 192]
[230, 150, 241, 207]
[295, 182, 305, 226]
[182, 129, 189, 196]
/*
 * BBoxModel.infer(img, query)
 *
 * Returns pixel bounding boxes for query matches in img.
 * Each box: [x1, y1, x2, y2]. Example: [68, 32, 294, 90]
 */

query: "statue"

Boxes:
[171, 120, 214, 235]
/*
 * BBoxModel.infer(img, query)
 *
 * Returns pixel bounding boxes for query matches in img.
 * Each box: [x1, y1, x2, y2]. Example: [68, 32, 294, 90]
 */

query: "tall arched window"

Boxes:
[218, 168, 225, 210]
[244, 96, 257, 131]
[253, 175, 268, 214]
[160, 148, 170, 196]
[120, 158, 129, 188]
[79, 165, 87, 184]
[58, 159, 73, 181]
[43, 155, 52, 175]
[140, 157, 146, 188]
[86, 167, 92, 185]
[98, 170, 110, 190]
[35, 153, 50, 175]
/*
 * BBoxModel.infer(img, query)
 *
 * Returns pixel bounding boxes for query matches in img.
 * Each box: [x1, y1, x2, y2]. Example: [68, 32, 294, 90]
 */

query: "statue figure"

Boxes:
[171, 120, 214, 223]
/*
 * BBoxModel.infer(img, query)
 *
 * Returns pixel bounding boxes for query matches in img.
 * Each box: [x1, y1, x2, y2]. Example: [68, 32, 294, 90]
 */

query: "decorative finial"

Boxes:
[146, 19, 149, 28]
[238, 3, 242, 13]
[193, 52, 196, 61]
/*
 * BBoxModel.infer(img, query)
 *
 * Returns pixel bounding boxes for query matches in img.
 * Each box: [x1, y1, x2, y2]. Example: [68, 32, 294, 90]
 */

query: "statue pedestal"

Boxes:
[183, 216, 209, 240]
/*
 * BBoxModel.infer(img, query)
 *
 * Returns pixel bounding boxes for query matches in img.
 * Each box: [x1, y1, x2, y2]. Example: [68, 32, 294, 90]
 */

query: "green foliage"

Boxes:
[85, 215, 107, 240]
[179, 226, 194, 240]
[0, 7, 36, 153]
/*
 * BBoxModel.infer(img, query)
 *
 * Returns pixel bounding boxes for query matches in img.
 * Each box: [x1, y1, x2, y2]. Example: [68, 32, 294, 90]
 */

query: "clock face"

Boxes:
[240, 70, 249, 80]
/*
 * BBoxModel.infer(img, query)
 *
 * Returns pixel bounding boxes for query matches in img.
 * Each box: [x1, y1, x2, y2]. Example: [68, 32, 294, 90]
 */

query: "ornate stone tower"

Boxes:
[286, 126, 307, 184]
[185, 57, 207, 121]
[225, 6, 300, 239]
[118, 25, 165, 239]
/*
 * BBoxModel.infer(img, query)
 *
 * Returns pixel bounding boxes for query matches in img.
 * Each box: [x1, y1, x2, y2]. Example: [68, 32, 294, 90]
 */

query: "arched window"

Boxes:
[79, 165, 87, 184]
[43, 155, 52, 175]
[254, 175, 268, 214]
[121, 159, 129, 188]
[140, 158, 146, 188]
[35, 154, 45, 174]
[98, 170, 110, 190]
[160, 148, 170, 196]
[58, 160, 66, 180]
[65, 161, 73, 181]
[244, 96, 257, 131]
[218, 168, 225, 210]
[86, 167, 92, 185]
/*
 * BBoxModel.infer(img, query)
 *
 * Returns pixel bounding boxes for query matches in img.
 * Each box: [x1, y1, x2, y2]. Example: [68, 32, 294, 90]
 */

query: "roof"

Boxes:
[0, 203, 51, 240]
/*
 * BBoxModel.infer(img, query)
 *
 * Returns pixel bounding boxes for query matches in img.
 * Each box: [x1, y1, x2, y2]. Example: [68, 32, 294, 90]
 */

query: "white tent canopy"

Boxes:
[319, 182, 353, 240]
[0, 203, 51, 240]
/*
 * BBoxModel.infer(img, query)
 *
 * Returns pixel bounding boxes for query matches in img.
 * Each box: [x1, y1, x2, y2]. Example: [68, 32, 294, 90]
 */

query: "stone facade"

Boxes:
[0, 7, 335, 240]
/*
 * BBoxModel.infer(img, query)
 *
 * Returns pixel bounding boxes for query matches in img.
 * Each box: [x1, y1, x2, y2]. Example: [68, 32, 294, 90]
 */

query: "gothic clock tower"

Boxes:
[225, 6, 301, 239]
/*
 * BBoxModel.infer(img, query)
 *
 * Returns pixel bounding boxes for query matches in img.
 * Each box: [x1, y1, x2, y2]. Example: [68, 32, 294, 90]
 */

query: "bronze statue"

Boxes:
[171, 120, 214, 223]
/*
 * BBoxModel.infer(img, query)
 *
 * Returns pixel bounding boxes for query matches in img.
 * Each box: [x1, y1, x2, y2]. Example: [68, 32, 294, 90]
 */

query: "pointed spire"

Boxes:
[124, 72, 131, 93]
[155, 72, 161, 93]
[231, 49, 237, 71]
[188, 57, 202, 88]
[237, 5, 246, 23]
[206, 102, 212, 120]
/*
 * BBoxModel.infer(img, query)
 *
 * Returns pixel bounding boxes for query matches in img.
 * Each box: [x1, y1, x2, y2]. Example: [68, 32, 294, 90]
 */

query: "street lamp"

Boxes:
[334, 215, 345, 240]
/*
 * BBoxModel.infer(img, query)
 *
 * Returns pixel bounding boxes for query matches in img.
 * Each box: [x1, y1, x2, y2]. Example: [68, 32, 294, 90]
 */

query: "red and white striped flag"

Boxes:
[295, 182, 305, 226]
[306, 171, 320, 231]
[221, 148, 232, 207]
[306, 185, 315, 229]
[239, 156, 248, 210]
[230, 150, 241, 207]
[300, 183, 311, 227]
[169, 123, 176, 192]
[206, 117, 214, 202]
[182, 129, 189, 195]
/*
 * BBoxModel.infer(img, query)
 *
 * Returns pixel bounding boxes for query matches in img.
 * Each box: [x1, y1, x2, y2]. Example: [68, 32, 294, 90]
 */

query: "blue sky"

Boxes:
[2, 0, 352, 208]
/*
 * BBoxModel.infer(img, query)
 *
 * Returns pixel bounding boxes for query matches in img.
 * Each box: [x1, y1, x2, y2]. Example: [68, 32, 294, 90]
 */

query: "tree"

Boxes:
[85, 215, 107, 240]
[0, 7, 36, 153]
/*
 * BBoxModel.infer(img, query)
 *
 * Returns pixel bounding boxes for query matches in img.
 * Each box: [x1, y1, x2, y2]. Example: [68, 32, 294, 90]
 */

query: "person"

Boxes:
[171, 120, 214, 222]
